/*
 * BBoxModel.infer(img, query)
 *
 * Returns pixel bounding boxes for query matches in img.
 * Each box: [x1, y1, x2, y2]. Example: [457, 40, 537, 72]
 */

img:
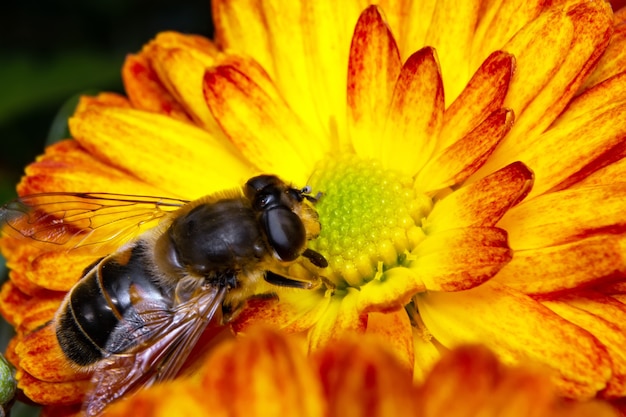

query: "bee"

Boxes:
[0, 175, 327, 416]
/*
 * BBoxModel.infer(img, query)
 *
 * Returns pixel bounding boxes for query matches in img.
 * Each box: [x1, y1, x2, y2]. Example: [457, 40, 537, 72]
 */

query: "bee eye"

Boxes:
[261, 207, 306, 261]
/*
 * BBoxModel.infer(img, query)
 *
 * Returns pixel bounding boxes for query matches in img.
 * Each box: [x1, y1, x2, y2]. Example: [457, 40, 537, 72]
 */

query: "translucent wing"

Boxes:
[0, 192, 189, 255]
[83, 283, 227, 417]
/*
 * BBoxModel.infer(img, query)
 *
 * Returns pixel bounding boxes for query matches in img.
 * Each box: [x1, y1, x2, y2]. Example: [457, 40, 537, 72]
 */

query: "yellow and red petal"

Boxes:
[494, 234, 626, 295]
[203, 61, 327, 185]
[347, 5, 401, 159]
[426, 162, 533, 230]
[417, 281, 612, 398]
[416, 108, 514, 192]
[381, 46, 444, 176]
[439, 50, 515, 152]
[69, 107, 252, 198]
[500, 183, 626, 250]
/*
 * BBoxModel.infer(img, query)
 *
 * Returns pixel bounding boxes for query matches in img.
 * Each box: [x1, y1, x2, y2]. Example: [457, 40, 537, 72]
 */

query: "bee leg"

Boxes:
[302, 248, 328, 268]
[264, 270, 317, 289]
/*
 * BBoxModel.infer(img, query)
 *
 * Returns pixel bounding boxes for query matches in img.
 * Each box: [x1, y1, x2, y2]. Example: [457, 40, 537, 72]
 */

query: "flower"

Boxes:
[101, 327, 617, 417]
[1, 0, 626, 414]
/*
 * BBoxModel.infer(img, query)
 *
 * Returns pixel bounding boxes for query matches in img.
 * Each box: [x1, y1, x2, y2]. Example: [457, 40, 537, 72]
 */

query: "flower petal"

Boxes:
[494, 234, 626, 295]
[499, 184, 626, 250]
[347, 5, 402, 159]
[122, 53, 192, 122]
[439, 50, 515, 151]
[416, 108, 514, 192]
[314, 334, 417, 417]
[381, 47, 444, 176]
[583, 18, 626, 90]
[18, 372, 89, 406]
[203, 61, 326, 185]
[417, 281, 612, 398]
[410, 227, 512, 292]
[544, 293, 626, 397]
[426, 162, 533, 230]
[17, 140, 169, 197]
[358, 267, 425, 313]
[69, 107, 252, 199]
[423, 0, 480, 102]
[200, 327, 324, 417]
[366, 310, 414, 371]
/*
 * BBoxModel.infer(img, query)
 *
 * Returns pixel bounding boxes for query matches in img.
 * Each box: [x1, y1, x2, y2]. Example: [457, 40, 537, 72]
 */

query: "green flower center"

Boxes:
[308, 156, 432, 289]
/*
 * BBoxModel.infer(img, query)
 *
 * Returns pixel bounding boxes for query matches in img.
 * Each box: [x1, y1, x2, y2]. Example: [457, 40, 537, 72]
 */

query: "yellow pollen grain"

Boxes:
[308, 156, 431, 288]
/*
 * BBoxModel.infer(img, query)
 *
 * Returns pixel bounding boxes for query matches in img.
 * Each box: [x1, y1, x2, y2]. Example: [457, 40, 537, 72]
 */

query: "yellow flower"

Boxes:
[101, 327, 616, 417]
[1, 0, 626, 414]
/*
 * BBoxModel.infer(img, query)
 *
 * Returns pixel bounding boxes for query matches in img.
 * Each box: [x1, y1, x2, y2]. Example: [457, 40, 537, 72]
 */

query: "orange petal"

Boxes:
[347, 5, 402, 159]
[24, 251, 98, 292]
[122, 53, 192, 122]
[203, 61, 326, 185]
[423, 0, 480, 102]
[471, 1, 546, 68]
[313, 334, 417, 417]
[18, 140, 170, 197]
[410, 227, 512, 292]
[544, 293, 626, 397]
[494, 234, 626, 295]
[0, 281, 32, 326]
[440, 51, 515, 151]
[426, 161, 534, 230]
[417, 281, 612, 398]
[200, 327, 324, 417]
[583, 17, 626, 90]
[18, 371, 89, 406]
[381, 47, 444, 176]
[17, 325, 89, 382]
[14, 296, 62, 334]
[69, 107, 252, 199]
[366, 310, 415, 372]
[416, 108, 514, 192]
[499, 183, 626, 250]
[140, 32, 221, 131]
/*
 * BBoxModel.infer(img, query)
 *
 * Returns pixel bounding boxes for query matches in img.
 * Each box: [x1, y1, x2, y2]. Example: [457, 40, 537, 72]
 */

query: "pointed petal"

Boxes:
[424, 0, 480, 103]
[18, 140, 171, 197]
[366, 310, 414, 371]
[200, 328, 324, 417]
[495, 234, 626, 295]
[416, 108, 514, 192]
[477, 1, 614, 178]
[544, 293, 626, 397]
[440, 51, 515, 151]
[381, 47, 444, 176]
[203, 62, 326, 185]
[426, 162, 533, 230]
[385, 0, 436, 59]
[347, 5, 402, 159]
[0, 281, 31, 326]
[410, 227, 512, 292]
[417, 282, 612, 398]
[69, 107, 252, 199]
[122, 53, 192, 122]
[499, 184, 626, 250]
[314, 335, 417, 417]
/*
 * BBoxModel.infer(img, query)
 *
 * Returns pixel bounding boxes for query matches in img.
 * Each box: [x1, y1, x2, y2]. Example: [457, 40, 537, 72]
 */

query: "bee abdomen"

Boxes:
[57, 243, 169, 366]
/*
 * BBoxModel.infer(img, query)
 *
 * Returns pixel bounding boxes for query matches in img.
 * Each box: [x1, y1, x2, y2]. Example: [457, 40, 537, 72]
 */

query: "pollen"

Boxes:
[308, 157, 432, 288]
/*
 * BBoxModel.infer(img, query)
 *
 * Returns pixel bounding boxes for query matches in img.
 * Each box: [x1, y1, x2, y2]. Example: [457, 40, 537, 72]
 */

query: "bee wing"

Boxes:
[0, 192, 188, 255]
[83, 284, 227, 417]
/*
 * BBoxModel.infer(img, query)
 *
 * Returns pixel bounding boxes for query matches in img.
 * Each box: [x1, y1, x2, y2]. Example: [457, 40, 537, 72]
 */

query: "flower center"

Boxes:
[307, 156, 432, 289]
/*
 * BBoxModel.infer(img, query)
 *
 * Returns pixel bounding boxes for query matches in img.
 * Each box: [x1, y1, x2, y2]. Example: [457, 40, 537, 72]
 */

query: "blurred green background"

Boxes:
[1, 1, 213, 414]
